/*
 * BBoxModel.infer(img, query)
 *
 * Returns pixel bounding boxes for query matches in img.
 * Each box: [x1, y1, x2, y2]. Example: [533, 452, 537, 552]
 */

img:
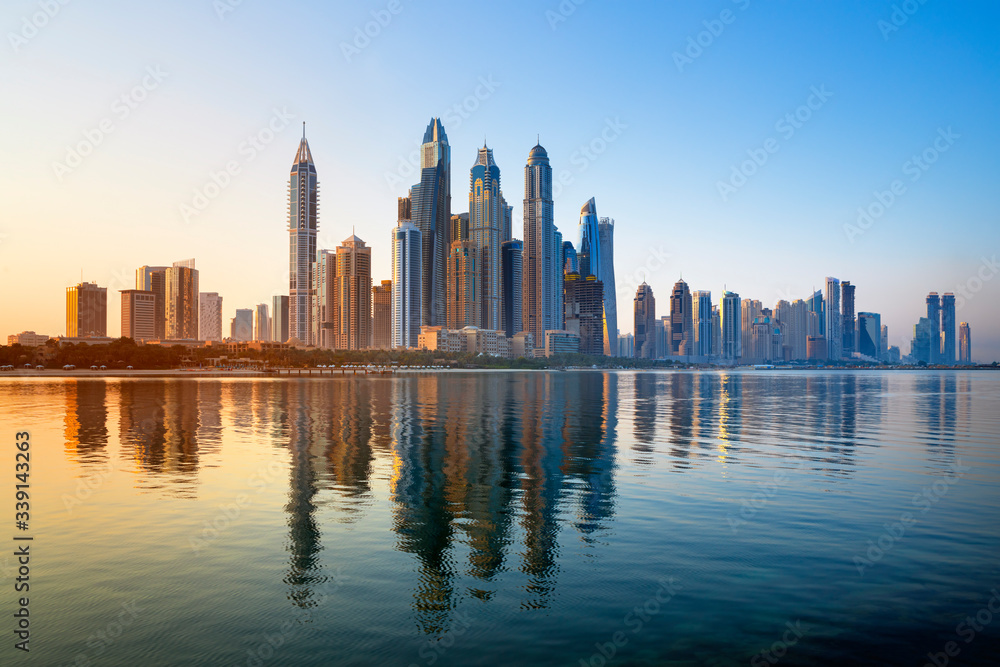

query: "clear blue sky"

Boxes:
[2, 0, 998, 360]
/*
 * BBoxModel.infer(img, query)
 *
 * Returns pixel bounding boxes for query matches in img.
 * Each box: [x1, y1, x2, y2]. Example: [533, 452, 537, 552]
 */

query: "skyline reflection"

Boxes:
[52, 370, 978, 636]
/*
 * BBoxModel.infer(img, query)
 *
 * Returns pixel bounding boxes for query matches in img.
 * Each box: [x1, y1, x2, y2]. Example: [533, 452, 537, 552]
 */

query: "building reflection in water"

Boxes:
[64, 380, 108, 465]
[59, 371, 966, 639]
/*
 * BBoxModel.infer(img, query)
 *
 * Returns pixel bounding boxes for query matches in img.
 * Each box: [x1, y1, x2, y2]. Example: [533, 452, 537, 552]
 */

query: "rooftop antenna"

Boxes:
[302, 121, 306, 139]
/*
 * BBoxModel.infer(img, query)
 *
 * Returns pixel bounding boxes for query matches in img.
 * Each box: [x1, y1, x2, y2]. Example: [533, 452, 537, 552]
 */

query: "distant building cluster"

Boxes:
[9, 119, 977, 365]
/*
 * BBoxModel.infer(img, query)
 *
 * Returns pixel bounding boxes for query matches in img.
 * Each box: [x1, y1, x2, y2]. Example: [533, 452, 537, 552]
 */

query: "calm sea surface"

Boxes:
[1, 370, 999, 666]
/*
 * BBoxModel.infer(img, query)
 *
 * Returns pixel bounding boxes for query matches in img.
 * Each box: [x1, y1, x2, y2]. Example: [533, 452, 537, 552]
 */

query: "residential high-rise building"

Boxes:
[447, 240, 480, 329]
[911, 317, 932, 364]
[288, 126, 318, 345]
[254, 304, 271, 342]
[959, 322, 971, 364]
[450, 213, 469, 243]
[231, 309, 253, 341]
[199, 292, 223, 342]
[597, 217, 617, 357]
[501, 239, 523, 338]
[554, 228, 564, 330]
[136, 266, 168, 339]
[692, 291, 713, 357]
[941, 292, 956, 365]
[781, 299, 809, 361]
[926, 292, 941, 364]
[563, 272, 604, 355]
[313, 249, 336, 348]
[711, 305, 721, 357]
[66, 282, 107, 338]
[634, 282, 656, 359]
[824, 277, 841, 360]
[721, 291, 741, 361]
[333, 234, 372, 350]
[166, 259, 199, 340]
[469, 145, 503, 331]
[740, 299, 762, 363]
[880, 324, 889, 362]
[841, 281, 856, 358]
[373, 280, 392, 349]
[522, 143, 560, 346]
[858, 312, 881, 360]
[392, 220, 422, 349]
[500, 195, 513, 244]
[807, 336, 828, 361]
[618, 333, 634, 358]
[807, 289, 824, 337]
[411, 118, 451, 327]
[669, 279, 693, 356]
[120, 290, 155, 341]
[272, 295, 289, 344]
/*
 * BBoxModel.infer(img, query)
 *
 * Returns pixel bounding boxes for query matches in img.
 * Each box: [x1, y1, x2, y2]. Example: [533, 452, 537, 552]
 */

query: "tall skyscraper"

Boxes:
[941, 292, 956, 365]
[231, 309, 253, 341]
[692, 290, 713, 357]
[501, 239, 523, 338]
[272, 295, 289, 344]
[253, 304, 271, 342]
[721, 291, 741, 361]
[959, 322, 971, 364]
[577, 198, 601, 279]
[522, 143, 560, 346]
[634, 282, 656, 359]
[824, 277, 841, 360]
[66, 282, 107, 337]
[858, 312, 881, 360]
[136, 266, 168, 339]
[469, 145, 503, 330]
[669, 279, 693, 356]
[373, 280, 392, 349]
[333, 234, 372, 350]
[392, 220, 422, 349]
[166, 259, 199, 340]
[841, 281, 856, 358]
[564, 272, 604, 355]
[597, 217, 617, 356]
[711, 305, 721, 357]
[880, 323, 889, 361]
[926, 292, 941, 364]
[807, 289, 824, 337]
[121, 289, 155, 341]
[447, 240, 480, 330]
[199, 292, 223, 342]
[411, 118, 451, 327]
[288, 126, 318, 345]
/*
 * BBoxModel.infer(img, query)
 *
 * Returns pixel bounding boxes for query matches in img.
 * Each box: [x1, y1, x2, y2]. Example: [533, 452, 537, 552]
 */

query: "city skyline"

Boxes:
[2, 2, 998, 360]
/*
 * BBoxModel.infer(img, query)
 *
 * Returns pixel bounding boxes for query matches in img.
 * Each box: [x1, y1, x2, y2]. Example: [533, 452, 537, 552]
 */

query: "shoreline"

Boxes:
[0, 366, 994, 379]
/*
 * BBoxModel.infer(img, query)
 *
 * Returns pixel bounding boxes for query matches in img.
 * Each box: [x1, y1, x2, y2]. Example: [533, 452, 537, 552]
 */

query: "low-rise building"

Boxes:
[7, 331, 50, 346]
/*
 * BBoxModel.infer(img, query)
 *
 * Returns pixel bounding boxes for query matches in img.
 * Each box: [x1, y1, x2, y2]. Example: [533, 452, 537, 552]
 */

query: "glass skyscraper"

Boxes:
[858, 312, 881, 360]
[469, 145, 503, 331]
[523, 143, 560, 344]
[410, 118, 451, 327]
[501, 239, 523, 338]
[941, 292, 956, 364]
[824, 277, 841, 361]
[926, 292, 941, 364]
[288, 127, 318, 345]
[597, 217, 617, 356]
[577, 198, 601, 279]
[392, 221, 422, 349]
